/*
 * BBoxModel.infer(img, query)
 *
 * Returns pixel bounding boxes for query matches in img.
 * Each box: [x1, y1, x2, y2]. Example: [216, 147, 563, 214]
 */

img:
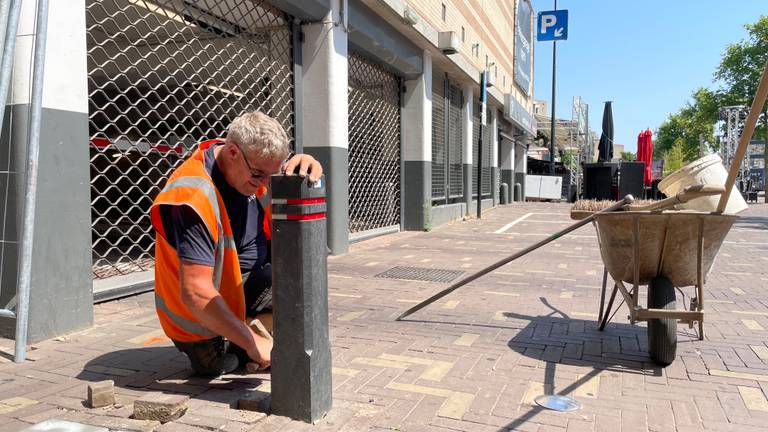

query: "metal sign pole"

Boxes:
[549, 0, 557, 175]
[477, 70, 487, 219]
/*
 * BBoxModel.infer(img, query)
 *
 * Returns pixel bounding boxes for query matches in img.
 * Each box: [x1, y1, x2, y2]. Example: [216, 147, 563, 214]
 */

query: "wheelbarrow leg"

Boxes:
[598, 267, 608, 324]
[599, 282, 619, 331]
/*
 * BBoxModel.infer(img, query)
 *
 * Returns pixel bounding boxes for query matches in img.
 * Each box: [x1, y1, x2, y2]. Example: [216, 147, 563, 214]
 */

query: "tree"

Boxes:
[715, 15, 768, 200]
[663, 139, 686, 176]
[655, 87, 719, 159]
[620, 151, 635, 161]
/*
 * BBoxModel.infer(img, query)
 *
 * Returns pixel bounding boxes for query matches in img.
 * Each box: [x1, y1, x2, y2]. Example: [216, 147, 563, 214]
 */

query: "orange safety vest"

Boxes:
[149, 139, 271, 342]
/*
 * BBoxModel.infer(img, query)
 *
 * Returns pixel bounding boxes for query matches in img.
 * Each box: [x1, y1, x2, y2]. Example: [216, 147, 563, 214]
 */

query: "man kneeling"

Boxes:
[150, 112, 322, 376]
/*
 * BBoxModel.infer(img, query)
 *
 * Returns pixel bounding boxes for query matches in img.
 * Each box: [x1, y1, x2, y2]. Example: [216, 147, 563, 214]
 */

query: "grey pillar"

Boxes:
[490, 109, 499, 206]
[402, 51, 432, 230]
[514, 141, 527, 201]
[0, 0, 92, 341]
[300, 4, 349, 254]
[462, 83, 473, 215]
[270, 175, 332, 423]
[500, 137, 515, 201]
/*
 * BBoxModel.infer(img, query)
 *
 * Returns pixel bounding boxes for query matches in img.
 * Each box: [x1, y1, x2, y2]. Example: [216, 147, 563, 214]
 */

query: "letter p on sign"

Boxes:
[540, 15, 556, 34]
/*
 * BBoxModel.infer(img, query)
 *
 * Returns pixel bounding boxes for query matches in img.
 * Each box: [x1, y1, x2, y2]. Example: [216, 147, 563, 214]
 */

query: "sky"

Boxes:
[530, 0, 766, 153]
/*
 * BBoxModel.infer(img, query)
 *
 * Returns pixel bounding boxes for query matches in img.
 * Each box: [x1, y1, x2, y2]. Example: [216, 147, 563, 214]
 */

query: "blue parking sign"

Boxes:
[537, 10, 568, 41]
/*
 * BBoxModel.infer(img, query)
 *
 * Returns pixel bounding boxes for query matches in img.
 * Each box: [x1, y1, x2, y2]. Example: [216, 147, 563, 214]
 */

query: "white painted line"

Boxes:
[495, 213, 533, 234]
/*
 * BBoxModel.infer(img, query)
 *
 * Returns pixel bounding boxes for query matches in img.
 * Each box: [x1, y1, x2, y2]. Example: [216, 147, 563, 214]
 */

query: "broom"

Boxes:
[570, 184, 725, 220]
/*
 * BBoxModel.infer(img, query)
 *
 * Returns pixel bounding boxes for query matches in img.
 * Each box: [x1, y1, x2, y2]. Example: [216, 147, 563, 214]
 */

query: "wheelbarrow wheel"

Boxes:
[647, 276, 677, 366]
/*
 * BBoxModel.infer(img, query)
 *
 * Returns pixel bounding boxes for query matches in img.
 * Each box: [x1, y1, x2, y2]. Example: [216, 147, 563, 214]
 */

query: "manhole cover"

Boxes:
[374, 266, 464, 283]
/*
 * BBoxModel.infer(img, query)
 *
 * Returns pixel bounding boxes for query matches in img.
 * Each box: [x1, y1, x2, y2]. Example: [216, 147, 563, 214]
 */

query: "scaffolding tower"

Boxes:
[719, 105, 749, 186]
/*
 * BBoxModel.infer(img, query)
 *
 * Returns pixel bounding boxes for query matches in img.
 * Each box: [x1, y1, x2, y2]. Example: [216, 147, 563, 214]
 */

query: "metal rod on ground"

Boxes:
[15, 0, 50, 363]
[396, 195, 634, 321]
[716, 61, 768, 213]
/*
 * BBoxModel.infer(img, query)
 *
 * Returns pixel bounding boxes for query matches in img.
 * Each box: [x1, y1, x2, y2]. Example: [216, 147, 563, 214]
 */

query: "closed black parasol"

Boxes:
[597, 101, 614, 162]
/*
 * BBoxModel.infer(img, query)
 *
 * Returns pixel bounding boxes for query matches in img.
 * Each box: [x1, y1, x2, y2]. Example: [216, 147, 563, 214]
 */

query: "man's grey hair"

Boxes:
[226, 111, 290, 161]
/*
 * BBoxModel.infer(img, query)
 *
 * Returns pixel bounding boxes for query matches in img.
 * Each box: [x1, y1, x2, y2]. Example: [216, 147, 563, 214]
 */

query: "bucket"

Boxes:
[658, 154, 747, 214]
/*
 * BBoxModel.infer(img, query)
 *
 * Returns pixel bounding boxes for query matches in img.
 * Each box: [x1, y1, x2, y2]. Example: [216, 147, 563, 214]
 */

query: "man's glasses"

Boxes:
[234, 143, 271, 181]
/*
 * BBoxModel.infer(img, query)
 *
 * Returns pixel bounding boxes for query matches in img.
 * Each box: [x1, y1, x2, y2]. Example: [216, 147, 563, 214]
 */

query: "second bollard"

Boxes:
[269, 175, 332, 423]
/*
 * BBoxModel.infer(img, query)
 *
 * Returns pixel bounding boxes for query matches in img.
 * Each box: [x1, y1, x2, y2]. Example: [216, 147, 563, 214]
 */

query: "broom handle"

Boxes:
[717, 61, 768, 213]
[395, 196, 634, 321]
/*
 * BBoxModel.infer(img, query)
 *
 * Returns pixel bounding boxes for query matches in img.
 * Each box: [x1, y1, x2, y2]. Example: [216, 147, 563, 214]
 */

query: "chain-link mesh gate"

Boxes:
[432, 73, 463, 202]
[87, 0, 294, 279]
[348, 53, 401, 233]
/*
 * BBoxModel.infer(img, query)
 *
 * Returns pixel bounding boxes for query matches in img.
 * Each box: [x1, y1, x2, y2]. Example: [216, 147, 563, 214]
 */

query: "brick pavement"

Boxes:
[1, 201, 767, 431]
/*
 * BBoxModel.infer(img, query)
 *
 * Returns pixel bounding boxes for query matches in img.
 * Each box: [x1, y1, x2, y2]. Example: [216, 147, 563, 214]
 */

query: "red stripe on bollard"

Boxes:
[286, 197, 326, 205]
[273, 213, 326, 221]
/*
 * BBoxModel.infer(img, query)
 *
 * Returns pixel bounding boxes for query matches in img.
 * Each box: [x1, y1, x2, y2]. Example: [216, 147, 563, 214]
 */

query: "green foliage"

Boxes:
[620, 151, 635, 161]
[657, 15, 768, 166]
[663, 139, 686, 176]
[655, 87, 719, 159]
[715, 16, 768, 104]
[560, 150, 577, 167]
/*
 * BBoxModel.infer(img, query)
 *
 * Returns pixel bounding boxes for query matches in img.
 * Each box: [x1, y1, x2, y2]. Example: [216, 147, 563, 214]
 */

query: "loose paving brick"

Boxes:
[87, 380, 116, 408]
[133, 393, 189, 423]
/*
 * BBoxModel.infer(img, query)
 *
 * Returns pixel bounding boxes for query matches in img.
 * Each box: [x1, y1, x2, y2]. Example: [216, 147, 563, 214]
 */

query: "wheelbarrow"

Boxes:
[593, 210, 737, 365]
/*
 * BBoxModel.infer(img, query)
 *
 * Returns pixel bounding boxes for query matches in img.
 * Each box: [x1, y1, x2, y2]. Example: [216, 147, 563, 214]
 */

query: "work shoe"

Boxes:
[173, 337, 239, 377]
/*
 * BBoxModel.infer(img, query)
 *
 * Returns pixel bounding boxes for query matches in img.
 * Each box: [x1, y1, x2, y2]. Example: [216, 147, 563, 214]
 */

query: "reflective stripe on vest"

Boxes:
[155, 292, 217, 338]
[162, 176, 221, 225]
[159, 175, 240, 289]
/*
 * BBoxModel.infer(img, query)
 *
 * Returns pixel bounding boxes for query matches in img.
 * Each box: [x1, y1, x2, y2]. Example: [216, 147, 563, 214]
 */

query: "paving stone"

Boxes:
[133, 393, 189, 423]
[87, 380, 115, 408]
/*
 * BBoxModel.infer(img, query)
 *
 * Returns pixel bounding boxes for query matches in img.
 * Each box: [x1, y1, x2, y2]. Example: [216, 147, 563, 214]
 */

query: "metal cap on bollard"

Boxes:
[270, 175, 332, 423]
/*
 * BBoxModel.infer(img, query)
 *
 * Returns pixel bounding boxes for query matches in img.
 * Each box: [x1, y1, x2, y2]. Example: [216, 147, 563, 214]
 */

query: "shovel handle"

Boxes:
[629, 184, 724, 212]
[676, 184, 725, 203]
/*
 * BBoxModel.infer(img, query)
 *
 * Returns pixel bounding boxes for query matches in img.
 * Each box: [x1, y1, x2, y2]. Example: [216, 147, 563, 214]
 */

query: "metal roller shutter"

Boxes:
[347, 53, 402, 234]
[87, 0, 295, 280]
[448, 85, 464, 198]
[431, 72, 446, 200]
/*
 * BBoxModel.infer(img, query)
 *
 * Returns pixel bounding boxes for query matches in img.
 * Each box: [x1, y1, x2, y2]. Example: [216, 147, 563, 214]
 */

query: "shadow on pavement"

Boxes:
[76, 346, 267, 407]
[402, 296, 665, 431]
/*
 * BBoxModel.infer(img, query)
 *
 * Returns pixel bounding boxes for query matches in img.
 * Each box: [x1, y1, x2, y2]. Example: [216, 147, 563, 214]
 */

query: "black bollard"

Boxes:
[269, 175, 332, 423]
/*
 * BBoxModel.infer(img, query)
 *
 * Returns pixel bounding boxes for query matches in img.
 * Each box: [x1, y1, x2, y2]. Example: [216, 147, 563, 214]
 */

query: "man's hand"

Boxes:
[246, 328, 273, 370]
[283, 153, 323, 183]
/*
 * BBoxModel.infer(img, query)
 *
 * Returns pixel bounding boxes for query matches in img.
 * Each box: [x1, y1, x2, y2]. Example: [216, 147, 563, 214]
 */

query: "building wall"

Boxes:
[406, 1, 527, 104]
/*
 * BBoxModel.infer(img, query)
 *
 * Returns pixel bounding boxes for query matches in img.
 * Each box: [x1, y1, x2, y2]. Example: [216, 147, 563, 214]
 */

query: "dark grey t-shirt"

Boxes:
[159, 145, 268, 273]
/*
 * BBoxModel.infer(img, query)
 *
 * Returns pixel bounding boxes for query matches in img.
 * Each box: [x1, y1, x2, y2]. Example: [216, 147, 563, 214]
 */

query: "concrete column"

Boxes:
[462, 84, 473, 215]
[0, 0, 92, 341]
[490, 110, 499, 206]
[500, 137, 515, 203]
[402, 51, 431, 231]
[514, 141, 528, 200]
[300, 4, 349, 254]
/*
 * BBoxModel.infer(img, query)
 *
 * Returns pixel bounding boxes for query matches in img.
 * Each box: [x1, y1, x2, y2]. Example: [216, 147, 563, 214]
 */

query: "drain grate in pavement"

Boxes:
[374, 266, 465, 283]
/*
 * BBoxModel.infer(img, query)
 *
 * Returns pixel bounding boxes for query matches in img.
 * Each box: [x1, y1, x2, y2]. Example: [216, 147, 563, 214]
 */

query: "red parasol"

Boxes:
[636, 129, 654, 186]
